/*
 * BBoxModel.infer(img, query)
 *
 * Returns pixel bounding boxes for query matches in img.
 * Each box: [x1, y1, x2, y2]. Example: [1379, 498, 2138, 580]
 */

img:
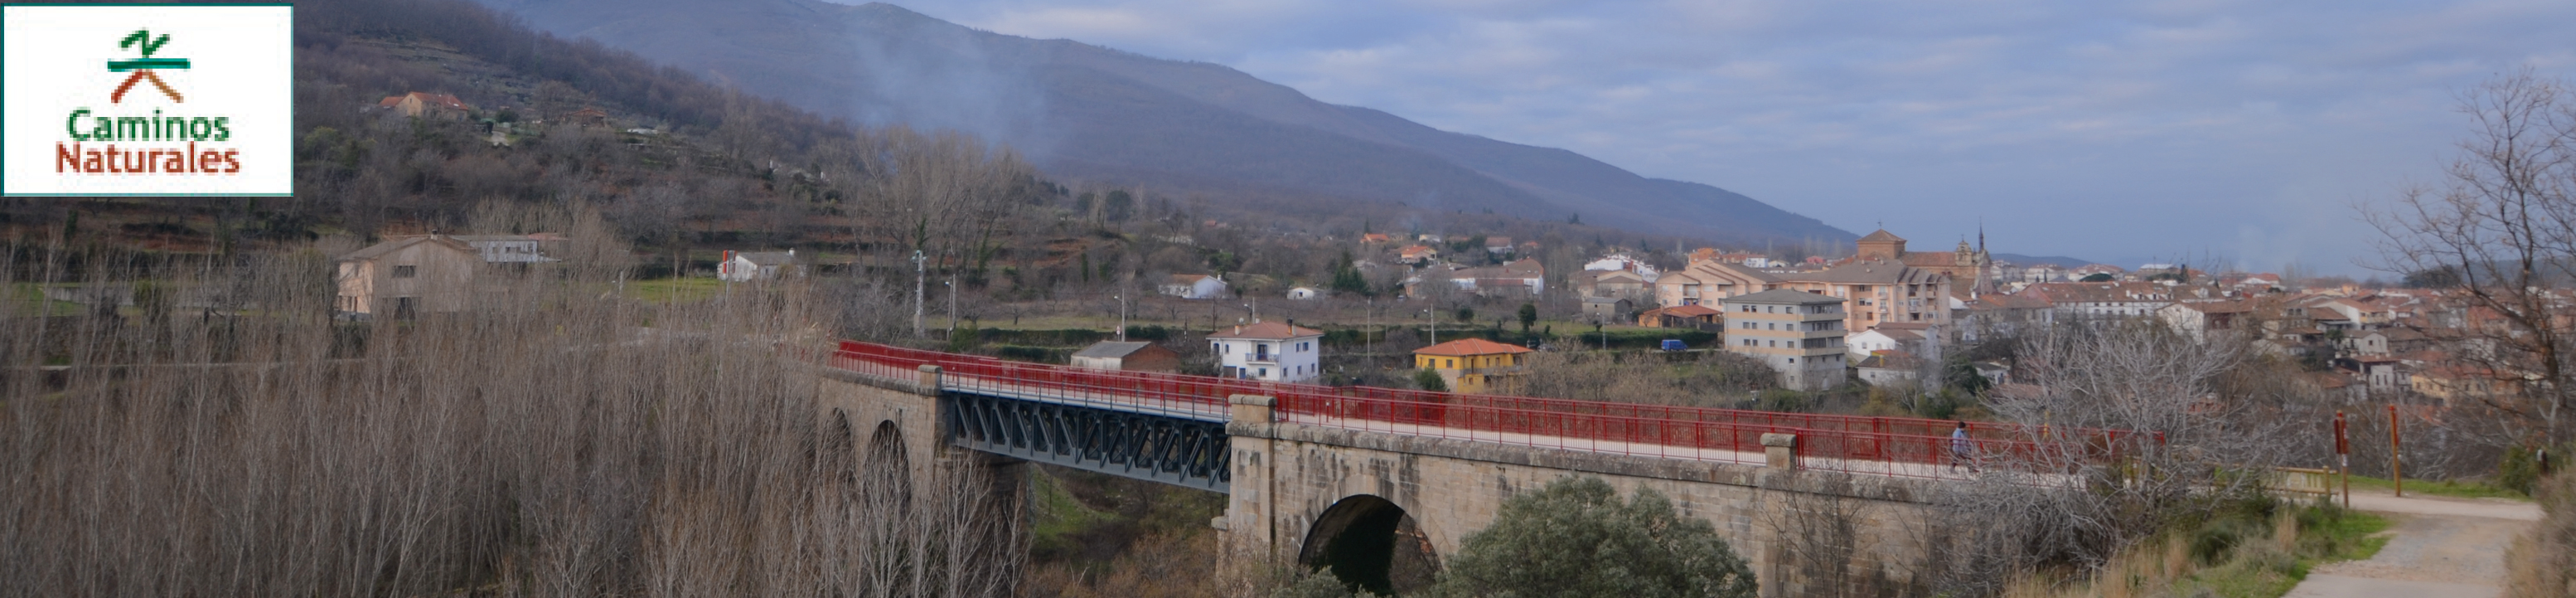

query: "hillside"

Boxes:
[477, 0, 1855, 246]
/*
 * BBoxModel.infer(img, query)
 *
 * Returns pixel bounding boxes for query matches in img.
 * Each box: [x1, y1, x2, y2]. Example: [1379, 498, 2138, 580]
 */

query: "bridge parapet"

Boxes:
[1228, 420, 1963, 598]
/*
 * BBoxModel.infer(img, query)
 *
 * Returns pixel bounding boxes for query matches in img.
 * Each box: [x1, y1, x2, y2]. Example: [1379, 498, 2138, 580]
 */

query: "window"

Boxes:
[392, 265, 418, 278]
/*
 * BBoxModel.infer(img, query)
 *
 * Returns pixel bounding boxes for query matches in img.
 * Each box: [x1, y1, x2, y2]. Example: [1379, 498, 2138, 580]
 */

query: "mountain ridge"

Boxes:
[479, 0, 1857, 246]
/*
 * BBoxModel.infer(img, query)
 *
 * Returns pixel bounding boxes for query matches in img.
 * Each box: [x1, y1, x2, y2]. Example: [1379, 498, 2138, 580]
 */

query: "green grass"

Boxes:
[2165, 503, 2391, 598]
[1028, 469, 1115, 560]
[2343, 474, 2529, 500]
[622, 277, 727, 304]
[6, 283, 87, 317]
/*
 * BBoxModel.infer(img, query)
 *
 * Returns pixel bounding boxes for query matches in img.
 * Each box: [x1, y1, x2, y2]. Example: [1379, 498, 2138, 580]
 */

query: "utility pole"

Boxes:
[947, 251, 960, 336]
[1115, 294, 1127, 342]
[2335, 411, 2351, 509]
[2390, 404, 2404, 498]
[911, 250, 926, 338]
[1422, 309, 1436, 345]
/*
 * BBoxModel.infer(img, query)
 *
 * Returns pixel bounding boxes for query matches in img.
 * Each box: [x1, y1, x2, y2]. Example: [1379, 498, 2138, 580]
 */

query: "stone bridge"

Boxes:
[816, 341, 2125, 597]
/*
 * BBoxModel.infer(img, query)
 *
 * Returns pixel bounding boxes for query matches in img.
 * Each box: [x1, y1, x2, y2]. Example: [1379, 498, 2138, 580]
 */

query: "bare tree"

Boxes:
[2365, 70, 2576, 444]
[0, 207, 1022, 597]
[1921, 318, 2292, 596]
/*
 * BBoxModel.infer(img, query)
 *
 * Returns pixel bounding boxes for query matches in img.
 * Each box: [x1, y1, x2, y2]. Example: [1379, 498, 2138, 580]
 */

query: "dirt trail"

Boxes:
[2283, 490, 2539, 598]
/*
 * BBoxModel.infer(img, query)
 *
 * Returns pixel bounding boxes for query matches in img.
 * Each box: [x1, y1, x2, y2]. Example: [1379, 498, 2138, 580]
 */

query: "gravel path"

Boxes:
[2283, 490, 2540, 598]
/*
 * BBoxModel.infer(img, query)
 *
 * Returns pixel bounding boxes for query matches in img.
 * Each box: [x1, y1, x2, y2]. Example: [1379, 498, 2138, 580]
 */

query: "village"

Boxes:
[319, 222, 2511, 413]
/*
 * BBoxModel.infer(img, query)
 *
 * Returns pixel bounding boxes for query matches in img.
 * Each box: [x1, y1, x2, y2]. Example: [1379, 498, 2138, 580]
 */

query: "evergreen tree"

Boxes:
[1430, 477, 1755, 598]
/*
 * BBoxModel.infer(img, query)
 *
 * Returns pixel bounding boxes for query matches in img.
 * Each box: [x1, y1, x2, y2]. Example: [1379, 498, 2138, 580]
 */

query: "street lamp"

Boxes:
[1113, 294, 1128, 342]
[1420, 309, 1436, 345]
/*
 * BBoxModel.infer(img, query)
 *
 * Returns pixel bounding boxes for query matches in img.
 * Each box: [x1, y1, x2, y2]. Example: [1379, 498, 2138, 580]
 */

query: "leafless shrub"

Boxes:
[1515, 350, 1777, 407]
[0, 207, 1019, 596]
[1917, 318, 2290, 596]
[2508, 471, 2576, 597]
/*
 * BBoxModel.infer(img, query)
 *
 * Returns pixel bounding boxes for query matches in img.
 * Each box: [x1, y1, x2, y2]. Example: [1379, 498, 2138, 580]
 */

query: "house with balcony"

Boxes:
[1654, 259, 1779, 308]
[1413, 338, 1534, 395]
[1721, 289, 1849, 391]
[1208, 321, 1324, 382]
[1774, 260, 1953, 333]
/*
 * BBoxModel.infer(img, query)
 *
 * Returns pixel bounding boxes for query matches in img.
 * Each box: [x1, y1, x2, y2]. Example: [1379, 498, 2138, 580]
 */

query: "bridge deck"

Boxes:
[827, 341, 2125, 484]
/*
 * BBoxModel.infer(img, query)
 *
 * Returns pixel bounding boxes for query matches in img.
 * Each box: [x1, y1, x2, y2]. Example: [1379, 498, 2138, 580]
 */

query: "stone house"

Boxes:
[334, 235, 483, 318]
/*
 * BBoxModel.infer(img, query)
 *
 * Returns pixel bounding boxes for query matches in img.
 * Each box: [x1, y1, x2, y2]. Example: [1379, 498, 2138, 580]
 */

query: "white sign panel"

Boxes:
[4, 4, 293, 197]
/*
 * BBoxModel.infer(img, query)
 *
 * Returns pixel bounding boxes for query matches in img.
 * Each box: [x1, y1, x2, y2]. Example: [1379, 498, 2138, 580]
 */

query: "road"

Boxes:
[2283, 489, 2540, 598]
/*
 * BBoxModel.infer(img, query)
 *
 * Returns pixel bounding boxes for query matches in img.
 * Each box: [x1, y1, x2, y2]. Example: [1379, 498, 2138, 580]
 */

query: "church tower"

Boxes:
[1855, 230, 1906, 261]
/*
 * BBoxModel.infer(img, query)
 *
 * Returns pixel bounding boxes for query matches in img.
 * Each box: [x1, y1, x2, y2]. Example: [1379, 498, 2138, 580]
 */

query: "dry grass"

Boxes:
[2508, 471, 2576, 597]
[0, 212, 1020, 596]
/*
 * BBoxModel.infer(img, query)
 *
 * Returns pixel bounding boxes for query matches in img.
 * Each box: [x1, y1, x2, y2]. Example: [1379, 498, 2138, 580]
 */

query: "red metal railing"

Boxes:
[827, 340, 2131, 479]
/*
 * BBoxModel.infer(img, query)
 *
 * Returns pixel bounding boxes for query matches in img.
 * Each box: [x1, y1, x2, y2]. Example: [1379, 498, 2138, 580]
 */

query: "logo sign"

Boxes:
[4, 4, 292, 197]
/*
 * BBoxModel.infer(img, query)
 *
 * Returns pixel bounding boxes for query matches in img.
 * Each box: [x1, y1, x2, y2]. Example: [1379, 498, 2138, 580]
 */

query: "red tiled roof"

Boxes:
[1414, 338, 1534, 357]
[1663, 304, 1721, 318]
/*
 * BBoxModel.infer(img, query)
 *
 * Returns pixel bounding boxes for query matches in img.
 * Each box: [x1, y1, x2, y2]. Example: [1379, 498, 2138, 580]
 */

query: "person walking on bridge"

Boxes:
[1949, 421, 1976, 474]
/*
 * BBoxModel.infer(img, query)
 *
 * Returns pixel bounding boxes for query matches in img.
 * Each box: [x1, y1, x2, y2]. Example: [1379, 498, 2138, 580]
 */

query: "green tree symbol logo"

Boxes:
[108, 29, 190, 103]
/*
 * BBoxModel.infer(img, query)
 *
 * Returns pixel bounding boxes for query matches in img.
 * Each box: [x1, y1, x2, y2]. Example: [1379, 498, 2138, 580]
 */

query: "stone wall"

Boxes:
[1226, 397, 1959, 598]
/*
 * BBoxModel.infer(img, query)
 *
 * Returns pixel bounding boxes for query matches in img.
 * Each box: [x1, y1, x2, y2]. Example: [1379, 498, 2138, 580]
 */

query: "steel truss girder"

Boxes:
[942, 391, 1231, 493]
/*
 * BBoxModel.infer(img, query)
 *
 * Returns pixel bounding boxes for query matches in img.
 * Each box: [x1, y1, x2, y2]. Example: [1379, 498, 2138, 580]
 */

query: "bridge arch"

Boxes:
[861, 420, 913, 507]
[1299, 494, 1440, 596]
[823, 410, 859, 486]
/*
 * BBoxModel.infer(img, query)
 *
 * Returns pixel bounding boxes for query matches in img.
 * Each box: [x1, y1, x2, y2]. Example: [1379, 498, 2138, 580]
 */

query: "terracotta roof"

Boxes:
[1663, 304, 1721, 317]
[1413, 338, 1534, 357]
[1858, 229, 1905, 242]
[1776, 260, 1945, 284]
[1208, 321, 1322, 340]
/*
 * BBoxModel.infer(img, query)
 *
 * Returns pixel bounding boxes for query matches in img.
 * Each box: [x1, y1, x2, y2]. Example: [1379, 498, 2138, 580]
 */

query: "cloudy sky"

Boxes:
[894, 0, 2574, 275]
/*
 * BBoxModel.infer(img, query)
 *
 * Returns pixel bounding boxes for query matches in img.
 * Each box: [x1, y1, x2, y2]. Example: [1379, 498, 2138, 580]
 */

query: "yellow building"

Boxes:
[1413, 338, 1534, 395]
